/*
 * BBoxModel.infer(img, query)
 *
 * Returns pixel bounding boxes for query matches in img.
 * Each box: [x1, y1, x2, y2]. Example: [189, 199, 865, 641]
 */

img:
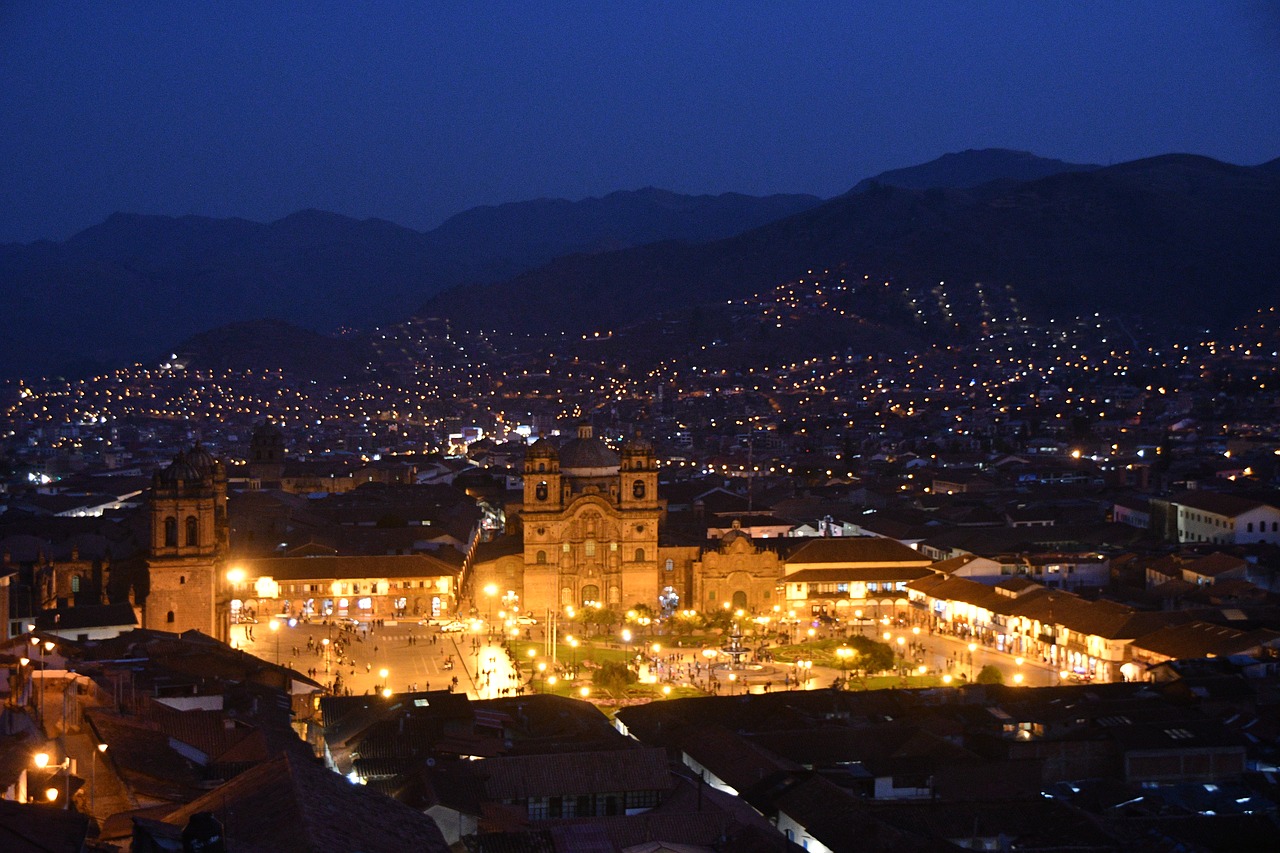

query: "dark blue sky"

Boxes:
[2, 2, 1277, 243]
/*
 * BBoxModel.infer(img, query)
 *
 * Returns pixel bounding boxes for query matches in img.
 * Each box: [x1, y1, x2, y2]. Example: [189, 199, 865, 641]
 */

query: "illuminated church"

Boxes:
[518, 424, 662, 612]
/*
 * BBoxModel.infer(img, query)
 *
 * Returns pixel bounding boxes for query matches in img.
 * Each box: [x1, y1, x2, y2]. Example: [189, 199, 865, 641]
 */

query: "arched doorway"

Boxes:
[731, 590, 748, 609]
[581, 584, 600, 606]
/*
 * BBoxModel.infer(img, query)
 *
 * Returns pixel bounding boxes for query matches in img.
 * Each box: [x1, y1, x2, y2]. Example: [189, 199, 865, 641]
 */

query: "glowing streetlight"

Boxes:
[91, 743, 108, 814]
[836, 646, 853, 685]
[33, 751, 70, 809]
[269, 618, 281, 664]
[483, 583, 498, 627]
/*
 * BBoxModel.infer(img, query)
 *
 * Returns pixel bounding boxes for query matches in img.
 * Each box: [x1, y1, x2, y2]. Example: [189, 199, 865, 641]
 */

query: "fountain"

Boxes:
[706, 620, 786, 692]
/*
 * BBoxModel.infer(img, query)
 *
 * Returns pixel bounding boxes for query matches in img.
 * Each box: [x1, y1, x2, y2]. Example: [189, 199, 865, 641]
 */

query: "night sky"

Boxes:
[2, 2, 1277, 244]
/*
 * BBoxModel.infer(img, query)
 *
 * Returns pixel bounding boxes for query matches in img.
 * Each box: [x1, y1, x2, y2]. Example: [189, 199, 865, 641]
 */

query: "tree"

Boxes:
[976, 664, 1004, 685]
[846, 635, 895, 673]
[595, 660, 638, 693]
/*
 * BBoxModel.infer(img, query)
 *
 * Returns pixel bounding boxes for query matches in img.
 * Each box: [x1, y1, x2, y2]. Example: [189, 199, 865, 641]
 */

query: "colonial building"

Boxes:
[782, 538, 934, 622]
[689, 522, 784, 612]
[518, 425, 661, 613]
[145, 445, 230, 641]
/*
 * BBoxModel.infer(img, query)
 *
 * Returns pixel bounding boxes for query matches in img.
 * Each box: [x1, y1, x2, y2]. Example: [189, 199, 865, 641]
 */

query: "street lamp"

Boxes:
[483, 583, 498, 630]
[967, 642, 977, 681]
[269, 618, 281, 664]
[797, 659, 812, 688]
[33, 751, 70, 809]
[728, 672, 737, 696]
[90, 743, 107, 814]
[321, 637, 331, 674]
[378, 668, 389, 693]
[836, 646, 853, 685]
[853, 609, 863, 635]
[568, 636, 579, 678]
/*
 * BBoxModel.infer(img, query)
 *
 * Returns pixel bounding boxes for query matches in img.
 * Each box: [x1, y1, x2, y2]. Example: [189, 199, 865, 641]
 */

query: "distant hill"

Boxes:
[169, 319, 368, 381]
[421, 154, 1280, 336]
[850, 148, 1098, 193]
[0, 190, 820, 378]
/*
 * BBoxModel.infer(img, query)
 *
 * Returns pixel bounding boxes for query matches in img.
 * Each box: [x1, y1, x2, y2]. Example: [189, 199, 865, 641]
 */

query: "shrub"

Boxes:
[976, 664, 1004, 685]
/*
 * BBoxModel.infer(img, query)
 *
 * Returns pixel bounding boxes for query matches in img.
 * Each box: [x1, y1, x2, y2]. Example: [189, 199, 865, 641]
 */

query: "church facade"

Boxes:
[518, 425, 662, 613]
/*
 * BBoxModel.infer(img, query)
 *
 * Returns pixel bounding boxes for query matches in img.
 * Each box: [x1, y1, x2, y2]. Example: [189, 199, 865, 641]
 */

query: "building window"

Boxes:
[585, 539, 596, 556]
[536, 481, 548, 501]
[632, 479, 646, 499]
[635, 548, 645, 562]
[536, 550, 547, 564]
[166, 610, 175, 623]
[1248, 522, 1254, 532]
[179, 575, 185, 585]
[185, 516, 198, 546]
[164, 517, 177, 547]
[71, 575, 81, 593]
[665, 559, 674, 572]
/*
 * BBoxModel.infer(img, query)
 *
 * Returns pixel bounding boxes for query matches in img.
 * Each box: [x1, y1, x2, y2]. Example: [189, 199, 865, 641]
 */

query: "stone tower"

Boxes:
[247, 422, 286, 488]
[146, 444, 229, 640]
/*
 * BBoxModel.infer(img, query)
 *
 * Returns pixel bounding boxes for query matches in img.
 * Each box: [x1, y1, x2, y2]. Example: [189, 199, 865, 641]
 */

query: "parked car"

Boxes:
[419, 615, 456, 627]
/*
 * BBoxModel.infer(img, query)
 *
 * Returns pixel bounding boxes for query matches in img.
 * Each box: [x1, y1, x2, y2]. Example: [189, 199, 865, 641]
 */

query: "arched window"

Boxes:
[179, 575, 185, 585]
[538, 462, 545, 472]
[166, 610, 175, 623]
[535, 550, 547, 565]
[664, 558, 674, 572]
[634, 548, 645, 562]
[535, 481, 548, 501]
[585, 539, 596, 557]
[185, 516, 198, 546]
[164, 517, 177, 547]
[632, 479, 646, 499]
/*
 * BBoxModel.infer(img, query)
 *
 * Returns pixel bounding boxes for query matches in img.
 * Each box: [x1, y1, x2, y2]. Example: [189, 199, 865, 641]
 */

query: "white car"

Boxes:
[513, 615, 538, 626]
[437, 620, 467, 633]
[419, 615, 457, 627]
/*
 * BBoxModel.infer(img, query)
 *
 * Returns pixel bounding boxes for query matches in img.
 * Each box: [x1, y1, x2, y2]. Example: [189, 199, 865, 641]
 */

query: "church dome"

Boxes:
[558, 423, 619, 472]
[157, 451, 201, 485]
[186, 443, 217, 475]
